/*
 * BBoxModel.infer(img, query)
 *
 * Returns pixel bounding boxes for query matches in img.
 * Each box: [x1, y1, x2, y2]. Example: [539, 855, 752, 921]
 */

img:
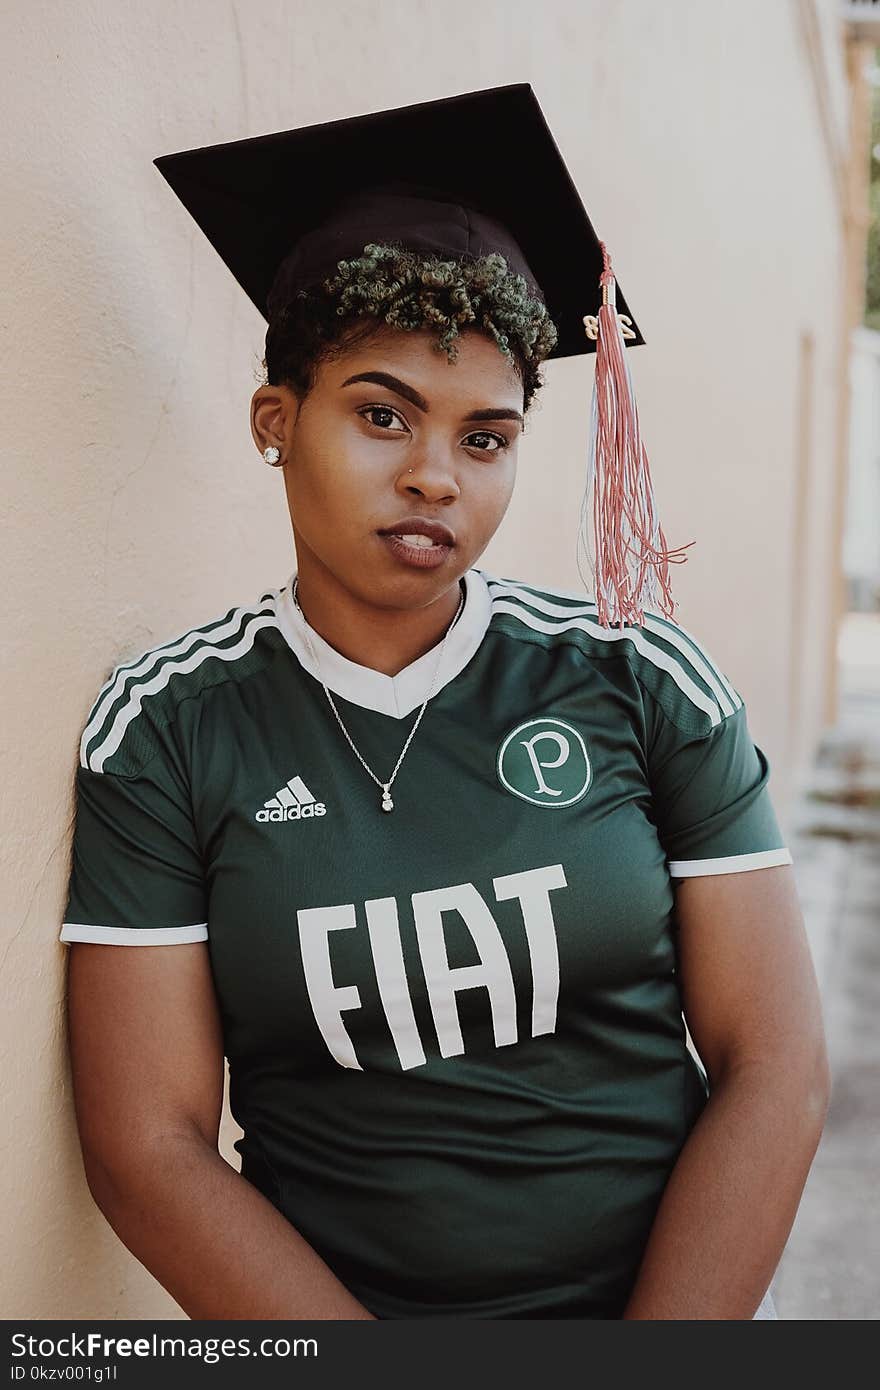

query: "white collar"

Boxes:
[275, 567, 493, 719]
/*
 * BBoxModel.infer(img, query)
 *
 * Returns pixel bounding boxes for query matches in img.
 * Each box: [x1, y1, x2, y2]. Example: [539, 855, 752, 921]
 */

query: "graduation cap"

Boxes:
[154, 83, 692, 628]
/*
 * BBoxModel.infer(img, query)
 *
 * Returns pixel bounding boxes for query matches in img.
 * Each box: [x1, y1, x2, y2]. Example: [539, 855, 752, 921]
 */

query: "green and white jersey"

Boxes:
[61, 568, 792, 1319]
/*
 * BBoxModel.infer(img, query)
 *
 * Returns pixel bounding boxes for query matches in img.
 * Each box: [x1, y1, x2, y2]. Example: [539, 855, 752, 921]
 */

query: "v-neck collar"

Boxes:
[275, 567, 493, 719]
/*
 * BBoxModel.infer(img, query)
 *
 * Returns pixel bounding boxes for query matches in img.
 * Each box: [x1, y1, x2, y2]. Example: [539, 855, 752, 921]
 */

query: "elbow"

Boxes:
[716, 1032, 832, 1134]
[81, 1144, 129, 1217]
[79, 1132, 156, 1216]
[773, 1034, 832, 1137]
[797, 1016, 833, 1124]
[806, 1039, 832, 1130]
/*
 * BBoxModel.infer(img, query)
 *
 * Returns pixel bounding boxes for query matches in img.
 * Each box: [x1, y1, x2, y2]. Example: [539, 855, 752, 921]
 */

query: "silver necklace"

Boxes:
[292, 577, 465, 813]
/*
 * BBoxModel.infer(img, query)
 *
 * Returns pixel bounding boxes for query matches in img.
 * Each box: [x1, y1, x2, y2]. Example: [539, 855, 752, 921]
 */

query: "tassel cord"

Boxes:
[583, 246, 695, 628]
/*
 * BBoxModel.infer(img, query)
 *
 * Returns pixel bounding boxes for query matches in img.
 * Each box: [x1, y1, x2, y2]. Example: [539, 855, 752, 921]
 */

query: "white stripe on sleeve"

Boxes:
[668, 848, 794, 877]
[59, 923, 209, 944]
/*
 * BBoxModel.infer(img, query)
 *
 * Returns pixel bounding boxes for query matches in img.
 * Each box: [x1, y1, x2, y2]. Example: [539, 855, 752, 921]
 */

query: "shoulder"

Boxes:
[479, 570, 743, 736]
[79, 586, 287, 775]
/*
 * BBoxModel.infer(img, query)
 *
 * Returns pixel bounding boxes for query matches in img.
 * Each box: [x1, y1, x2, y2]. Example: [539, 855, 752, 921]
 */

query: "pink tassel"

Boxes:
[581, 242, 694, 630]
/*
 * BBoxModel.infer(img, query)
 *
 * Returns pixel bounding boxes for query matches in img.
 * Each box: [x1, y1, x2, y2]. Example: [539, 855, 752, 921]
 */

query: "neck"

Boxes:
[292, 555, 465, 678]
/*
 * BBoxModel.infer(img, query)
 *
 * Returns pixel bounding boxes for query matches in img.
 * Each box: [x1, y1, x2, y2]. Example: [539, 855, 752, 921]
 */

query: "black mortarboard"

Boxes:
[154, 84, 692, 629]
[152, 82, 643, 361]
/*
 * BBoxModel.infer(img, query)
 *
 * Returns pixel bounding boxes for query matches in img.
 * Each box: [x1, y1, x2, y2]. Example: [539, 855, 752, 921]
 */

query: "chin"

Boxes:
[367, 566, 467, 609]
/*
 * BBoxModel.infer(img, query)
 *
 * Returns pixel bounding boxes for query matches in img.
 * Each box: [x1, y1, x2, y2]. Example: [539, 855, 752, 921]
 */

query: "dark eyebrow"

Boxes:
[340, 370, 524, 427]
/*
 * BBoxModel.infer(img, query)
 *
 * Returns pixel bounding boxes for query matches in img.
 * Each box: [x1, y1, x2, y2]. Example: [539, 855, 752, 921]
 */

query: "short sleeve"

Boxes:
[646, 696, 793, 879]
[60, 755, 208, 945]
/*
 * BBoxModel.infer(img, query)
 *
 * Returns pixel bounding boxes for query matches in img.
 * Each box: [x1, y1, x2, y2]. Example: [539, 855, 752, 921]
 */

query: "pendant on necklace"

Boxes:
[381, 783, 394, 812]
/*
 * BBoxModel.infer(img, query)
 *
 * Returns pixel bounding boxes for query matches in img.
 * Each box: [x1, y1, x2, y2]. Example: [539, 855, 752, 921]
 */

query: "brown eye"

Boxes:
[465, 431, 509, 453]
[358, 404, 408, 432]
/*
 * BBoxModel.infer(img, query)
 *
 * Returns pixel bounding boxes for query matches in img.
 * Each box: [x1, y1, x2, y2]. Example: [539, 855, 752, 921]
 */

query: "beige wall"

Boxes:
[1, 0, 855, 1318]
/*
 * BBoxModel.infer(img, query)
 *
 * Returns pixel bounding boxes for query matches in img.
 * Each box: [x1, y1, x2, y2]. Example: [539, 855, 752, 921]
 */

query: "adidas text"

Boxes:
[256, 803, 327, 823]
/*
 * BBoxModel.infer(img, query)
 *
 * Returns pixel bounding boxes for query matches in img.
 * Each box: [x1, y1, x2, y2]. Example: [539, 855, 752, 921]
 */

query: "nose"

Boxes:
[397, 452, 461, 504]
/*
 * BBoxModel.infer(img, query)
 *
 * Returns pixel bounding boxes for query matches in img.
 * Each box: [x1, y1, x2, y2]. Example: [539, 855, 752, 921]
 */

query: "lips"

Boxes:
[377, 517, 456, 547]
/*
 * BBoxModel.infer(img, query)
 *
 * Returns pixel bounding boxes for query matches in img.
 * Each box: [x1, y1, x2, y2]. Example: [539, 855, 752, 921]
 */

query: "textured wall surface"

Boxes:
[0, 0, 850, 1318]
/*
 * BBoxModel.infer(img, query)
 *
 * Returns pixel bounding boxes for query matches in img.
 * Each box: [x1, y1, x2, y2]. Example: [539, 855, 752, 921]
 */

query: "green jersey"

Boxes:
[61, 567, 791, 1318]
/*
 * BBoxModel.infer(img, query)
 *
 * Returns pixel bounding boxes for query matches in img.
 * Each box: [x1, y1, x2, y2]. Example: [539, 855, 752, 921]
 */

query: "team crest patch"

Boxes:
[497, 717, 592, 808]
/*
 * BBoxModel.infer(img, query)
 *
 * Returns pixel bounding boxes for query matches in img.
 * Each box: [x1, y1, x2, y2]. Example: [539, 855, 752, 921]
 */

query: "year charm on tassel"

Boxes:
[582, 311, 636, 341]
[381, 783, 394, 812]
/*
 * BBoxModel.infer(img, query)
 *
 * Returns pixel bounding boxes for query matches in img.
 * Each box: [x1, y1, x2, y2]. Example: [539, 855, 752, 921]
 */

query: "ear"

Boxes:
[250, 383, 300, 456]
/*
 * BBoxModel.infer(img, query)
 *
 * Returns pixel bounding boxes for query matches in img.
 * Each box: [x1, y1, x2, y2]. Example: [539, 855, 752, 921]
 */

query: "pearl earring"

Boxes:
[263, 446, 282, 466]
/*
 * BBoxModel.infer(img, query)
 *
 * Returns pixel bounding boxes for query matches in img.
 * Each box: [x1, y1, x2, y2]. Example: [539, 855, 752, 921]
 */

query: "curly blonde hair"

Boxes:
[261, 241, 558, 415]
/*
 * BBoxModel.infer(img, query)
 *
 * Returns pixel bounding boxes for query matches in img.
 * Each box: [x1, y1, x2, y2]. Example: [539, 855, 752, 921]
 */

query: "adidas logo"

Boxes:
[255, 775, 327, 823]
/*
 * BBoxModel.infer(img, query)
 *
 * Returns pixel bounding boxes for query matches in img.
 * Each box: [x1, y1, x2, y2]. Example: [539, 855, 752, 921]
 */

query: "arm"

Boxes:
[66, 939, 376, 1320]
[621, 863, 831, 1320]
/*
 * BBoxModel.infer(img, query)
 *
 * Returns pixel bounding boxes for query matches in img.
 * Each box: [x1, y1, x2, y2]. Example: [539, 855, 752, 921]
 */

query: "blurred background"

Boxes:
[1, 0, 878, 1319]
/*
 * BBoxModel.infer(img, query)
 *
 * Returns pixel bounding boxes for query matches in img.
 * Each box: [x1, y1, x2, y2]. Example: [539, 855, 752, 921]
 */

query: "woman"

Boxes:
[60, 87, 830, 1320]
